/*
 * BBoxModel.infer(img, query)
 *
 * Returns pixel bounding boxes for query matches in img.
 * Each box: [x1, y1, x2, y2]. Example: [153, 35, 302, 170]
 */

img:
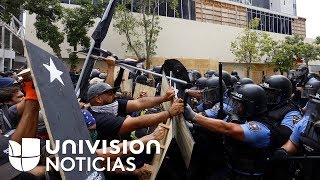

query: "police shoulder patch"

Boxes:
[292, 115, 302, 125]
[248, 121, 261, 131]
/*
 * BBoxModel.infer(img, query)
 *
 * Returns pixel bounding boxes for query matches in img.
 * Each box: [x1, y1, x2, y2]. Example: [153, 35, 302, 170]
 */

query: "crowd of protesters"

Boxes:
[1, 56, 320, 180]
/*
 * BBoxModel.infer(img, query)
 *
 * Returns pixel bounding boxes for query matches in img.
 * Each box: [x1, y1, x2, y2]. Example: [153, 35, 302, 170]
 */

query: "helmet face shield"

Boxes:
[228, 97, 246, 117]
[302, 87, 318, 99]
[264, 88, 282, 105]
[203, 87, 219, 103]
[305, 95, 320, 120]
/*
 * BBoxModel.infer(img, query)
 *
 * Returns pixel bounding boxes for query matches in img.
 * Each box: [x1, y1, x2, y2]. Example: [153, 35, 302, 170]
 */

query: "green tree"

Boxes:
[316, 36, 320, 45]
[301, 42, 320, 67]
[0, 0, 64, 58]
[62, 0, 104, 69]
[270, 35, 320, 74]
[270, 35, 304, 74]
[231, 18, 276, 77]
[113, 0, 178, 69]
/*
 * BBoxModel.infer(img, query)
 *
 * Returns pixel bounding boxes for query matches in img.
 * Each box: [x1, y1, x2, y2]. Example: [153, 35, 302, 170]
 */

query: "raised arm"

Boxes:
[126, 87, 175, 113]
[184, 105, 244, 141]
[11, 80, 39, 144]
[120, 99, 184, 134]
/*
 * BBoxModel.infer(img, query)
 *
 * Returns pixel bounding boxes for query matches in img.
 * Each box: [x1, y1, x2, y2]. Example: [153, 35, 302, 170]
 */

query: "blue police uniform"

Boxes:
[290, 115, 309, 145]
[204, 102, 232, 119]
[281, 111, 302, 131]
[241, 121, 271, 148]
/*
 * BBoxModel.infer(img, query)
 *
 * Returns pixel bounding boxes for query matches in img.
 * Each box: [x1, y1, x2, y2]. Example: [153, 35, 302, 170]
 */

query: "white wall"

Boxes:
[270, 0, 295, 15]
[24, 8, 290, 63]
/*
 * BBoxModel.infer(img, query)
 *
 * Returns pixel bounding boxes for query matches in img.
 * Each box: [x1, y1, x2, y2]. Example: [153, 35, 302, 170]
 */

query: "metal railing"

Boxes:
[0, 15, 25, 40]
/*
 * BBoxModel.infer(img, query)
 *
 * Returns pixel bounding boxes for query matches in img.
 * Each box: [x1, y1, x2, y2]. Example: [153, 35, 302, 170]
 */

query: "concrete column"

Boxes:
[9, 30, 13, 70]
[1, 26, 5, 72]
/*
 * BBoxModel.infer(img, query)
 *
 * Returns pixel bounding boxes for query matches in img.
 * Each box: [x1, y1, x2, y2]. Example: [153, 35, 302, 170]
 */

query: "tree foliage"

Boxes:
[62, 0, 104, 69]
[231, 18, 276, 77]
[316, 36, 320, 45]
[0, 0, 65, 58]
[113, 0, 178, 69]
[271, 35, 320, 74]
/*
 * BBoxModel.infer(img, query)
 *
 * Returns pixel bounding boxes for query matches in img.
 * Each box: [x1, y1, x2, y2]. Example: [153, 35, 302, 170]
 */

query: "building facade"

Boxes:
[22, 0, 307, 82]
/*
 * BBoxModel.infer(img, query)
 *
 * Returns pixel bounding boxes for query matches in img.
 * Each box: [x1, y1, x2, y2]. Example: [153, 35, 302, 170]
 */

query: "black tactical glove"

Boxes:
[271, 148, 288, 161]
[184, 104, 197, 122]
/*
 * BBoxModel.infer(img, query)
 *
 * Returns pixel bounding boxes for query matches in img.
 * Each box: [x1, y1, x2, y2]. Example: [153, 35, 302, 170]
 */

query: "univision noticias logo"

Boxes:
[8, 138, 41, 171]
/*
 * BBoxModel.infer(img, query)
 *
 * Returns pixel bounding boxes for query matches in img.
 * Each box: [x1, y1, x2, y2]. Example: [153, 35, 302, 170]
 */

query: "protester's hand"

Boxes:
[271, 148, 288, 161]
[134, 164, 153, 180]
[183, 104, 196, 122]
[103, 56, 116, 67]
[150, 126, 165, 141]
[164, 87, 175, 101]
[185, 89, 203, 98]
[168, 98, 184, 116]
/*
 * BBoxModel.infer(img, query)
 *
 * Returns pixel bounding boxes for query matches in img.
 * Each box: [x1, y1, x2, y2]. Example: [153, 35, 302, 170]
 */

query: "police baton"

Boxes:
[218, 62, 224, 119]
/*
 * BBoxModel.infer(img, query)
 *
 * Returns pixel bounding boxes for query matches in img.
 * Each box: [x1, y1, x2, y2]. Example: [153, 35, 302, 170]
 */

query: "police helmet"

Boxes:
[195, 77, 207, 90]
[188, 70, 202, 84]
[203, 77, 226, 103]
[231, 70, 238, 76]
[204, 70, 216, 78]
[153, 65, 162, 74]
[214, 70, 232, 88]
[287, 69, 296, 81]
[302, 78, 320, 98]
[231, 76, 239, 86]
[135, 75, 148, 85]
[260, 75, 292, 105]
[233, 78, 254, 92]
[296, 65, 309, 78]
[230, 84, 267, 117]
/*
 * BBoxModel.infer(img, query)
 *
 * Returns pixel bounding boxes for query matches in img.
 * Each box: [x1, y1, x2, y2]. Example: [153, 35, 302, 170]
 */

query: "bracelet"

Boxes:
[166, 110, 172, 118]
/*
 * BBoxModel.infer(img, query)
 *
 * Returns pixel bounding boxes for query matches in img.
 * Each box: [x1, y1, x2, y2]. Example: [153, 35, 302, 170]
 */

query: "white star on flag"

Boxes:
[43, 58, 65, 86]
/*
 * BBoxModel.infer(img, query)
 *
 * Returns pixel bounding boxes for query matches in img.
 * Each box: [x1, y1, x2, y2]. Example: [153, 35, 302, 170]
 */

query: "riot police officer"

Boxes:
[260, 75, 302, 146]
[260, 75, 302, 179]
[188, 70, 202, 85]
[279, 89, 320, 180]
[214, 70, 233, 89]
[301, 78, 320, 100]
[184, 84, 273, 179]
[201, 77, 232, 119]
[293, 65, 311, 107]
[231, 70, 240, 80]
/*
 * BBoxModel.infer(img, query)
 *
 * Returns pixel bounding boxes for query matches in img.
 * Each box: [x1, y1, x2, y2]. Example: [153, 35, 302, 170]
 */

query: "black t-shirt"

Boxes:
[89, 99, 128, 143]
[0, 135, 9, 166]
[117, 99, 128, 117]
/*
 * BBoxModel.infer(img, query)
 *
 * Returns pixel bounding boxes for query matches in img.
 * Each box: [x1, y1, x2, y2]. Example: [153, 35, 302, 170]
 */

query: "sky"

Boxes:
[296, 0, 320, 39]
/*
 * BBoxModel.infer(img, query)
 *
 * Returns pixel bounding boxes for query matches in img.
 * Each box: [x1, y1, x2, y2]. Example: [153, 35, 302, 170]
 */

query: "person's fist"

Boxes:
[164, 87, 175, 101]
[168, 98, 184, 116]
[151, 126, 165, 141]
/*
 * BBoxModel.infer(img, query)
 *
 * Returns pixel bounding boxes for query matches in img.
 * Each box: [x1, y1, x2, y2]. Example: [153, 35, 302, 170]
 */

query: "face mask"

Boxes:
[90, 130, 97, 143]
